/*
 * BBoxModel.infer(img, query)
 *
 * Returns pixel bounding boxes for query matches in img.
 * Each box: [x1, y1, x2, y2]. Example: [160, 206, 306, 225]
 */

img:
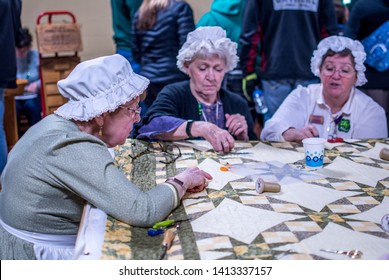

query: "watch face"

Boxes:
[381, 214, 389, 232]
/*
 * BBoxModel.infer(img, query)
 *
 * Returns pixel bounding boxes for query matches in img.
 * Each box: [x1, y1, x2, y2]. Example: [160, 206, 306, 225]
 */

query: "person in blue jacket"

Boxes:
[15, 28, 42, 136]
[131, 0, 195, 115]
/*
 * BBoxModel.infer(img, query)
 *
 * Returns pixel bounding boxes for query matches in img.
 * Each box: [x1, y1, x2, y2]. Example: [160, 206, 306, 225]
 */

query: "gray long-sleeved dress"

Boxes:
[0, 114, 178, 259]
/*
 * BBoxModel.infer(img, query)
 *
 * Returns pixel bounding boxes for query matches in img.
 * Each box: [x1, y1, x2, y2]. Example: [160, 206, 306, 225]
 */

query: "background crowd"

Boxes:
[1, 0, 388, 181]
[108, 0, 388, 141]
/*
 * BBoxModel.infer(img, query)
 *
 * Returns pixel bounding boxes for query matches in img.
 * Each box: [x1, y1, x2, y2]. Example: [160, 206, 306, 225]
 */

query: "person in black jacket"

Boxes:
[137, 26, 257, 153]
[0, 0, 22, 175]
[239, 0, 338, 121]
[131, 0, 195, 114]
[344, 0, 389, 131]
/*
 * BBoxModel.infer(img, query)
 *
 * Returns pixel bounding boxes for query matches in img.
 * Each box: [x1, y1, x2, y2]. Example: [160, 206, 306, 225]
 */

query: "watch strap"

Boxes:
[165, 177, 186, 199]
[166, 177, 184, 187]
[186, 120, 194, 138]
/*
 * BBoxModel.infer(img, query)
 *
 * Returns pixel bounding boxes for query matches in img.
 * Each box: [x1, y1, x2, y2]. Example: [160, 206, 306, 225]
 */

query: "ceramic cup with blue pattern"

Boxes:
[302, 138, 325, 169]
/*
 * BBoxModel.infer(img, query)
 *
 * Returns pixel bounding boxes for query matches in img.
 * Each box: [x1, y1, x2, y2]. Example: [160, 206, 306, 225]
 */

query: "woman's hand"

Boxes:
[282, 125, 319, 142]
[192, 122, 235, 153]
[225, 113, 249, 141]
[174, 167, 213, 193]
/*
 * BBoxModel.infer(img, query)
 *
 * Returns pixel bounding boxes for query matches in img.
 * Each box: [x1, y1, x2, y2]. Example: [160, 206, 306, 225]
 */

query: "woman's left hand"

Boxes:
[225, 113, 249, 141]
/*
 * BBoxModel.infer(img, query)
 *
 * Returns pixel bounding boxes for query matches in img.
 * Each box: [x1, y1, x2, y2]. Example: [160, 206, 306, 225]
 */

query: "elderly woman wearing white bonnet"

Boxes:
[0, 54, 211, 260]
[137, 26, 257, 153]
[261, 35, 388, 142]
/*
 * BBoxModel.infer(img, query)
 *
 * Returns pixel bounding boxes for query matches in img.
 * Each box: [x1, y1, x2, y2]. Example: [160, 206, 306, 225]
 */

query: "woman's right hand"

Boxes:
[282, 125, 319, 142]
[174, 167, 213, 193]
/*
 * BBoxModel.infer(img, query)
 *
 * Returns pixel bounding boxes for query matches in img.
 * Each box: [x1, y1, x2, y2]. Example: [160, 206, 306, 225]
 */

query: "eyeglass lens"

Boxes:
[322, 63, 355, 78]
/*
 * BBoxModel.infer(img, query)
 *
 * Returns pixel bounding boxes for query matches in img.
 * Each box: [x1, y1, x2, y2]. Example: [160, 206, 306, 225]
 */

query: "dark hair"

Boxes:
[16, 27, 33, 48]
[320, 48, 355, 67]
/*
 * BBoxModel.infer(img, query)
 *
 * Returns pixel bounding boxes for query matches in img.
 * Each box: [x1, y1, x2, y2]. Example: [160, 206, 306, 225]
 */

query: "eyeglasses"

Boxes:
[129, 142, 182, 165]
[321, 64, 356, 78]
[120, 106, 142, 116]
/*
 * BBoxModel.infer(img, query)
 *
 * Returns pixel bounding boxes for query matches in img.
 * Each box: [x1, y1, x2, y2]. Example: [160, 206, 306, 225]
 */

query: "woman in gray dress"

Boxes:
[0, 54, 211, 260]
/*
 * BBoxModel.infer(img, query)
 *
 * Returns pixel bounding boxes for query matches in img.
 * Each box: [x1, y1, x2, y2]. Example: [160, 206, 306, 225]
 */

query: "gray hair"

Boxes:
[176, 26, 239, 74]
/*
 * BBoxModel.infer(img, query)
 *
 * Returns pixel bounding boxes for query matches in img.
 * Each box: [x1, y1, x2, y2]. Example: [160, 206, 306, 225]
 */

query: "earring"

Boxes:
[99, 126, 103, 137]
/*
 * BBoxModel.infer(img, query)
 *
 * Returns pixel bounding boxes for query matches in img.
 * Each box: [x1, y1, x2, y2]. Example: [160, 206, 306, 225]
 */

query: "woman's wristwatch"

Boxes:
[186, 120, 194, 138]
[165, 177, 186, 198]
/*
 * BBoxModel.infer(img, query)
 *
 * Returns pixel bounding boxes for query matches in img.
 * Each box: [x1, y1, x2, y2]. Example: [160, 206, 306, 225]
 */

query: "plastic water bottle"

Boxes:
[253, 87, 268, 114]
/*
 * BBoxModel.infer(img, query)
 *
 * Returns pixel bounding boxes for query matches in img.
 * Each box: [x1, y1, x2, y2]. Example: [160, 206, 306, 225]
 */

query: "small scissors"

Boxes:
[327, 137, 366, 148]
[152, 218, 189, 230]
[320, 249, 363, 259]
[148, 218, 189, 236]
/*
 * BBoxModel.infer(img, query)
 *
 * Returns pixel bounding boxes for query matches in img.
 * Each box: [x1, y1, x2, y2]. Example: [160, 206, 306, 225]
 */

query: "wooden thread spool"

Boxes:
[379, 148, 389, 161]
[255, 178, 281, 194]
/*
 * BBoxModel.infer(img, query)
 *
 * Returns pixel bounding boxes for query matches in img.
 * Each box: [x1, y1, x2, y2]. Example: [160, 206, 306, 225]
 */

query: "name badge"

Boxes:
[309, 114, 324, 124]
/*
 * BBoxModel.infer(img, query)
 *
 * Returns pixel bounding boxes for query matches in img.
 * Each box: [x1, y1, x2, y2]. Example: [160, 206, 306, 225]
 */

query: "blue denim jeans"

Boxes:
[0, 88, 8, 174]
[262, 78, 319, 119]
[116, 49, 141, 74]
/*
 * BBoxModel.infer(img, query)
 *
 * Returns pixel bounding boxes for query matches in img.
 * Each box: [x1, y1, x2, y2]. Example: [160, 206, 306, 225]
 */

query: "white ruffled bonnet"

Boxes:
[310, 35, 367, 86]
[55, 54, 149, 121]
[176, 26, 239, 74]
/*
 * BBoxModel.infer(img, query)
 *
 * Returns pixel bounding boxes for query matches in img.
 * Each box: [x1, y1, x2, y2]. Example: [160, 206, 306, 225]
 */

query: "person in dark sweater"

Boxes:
[137, 26, 257, 153]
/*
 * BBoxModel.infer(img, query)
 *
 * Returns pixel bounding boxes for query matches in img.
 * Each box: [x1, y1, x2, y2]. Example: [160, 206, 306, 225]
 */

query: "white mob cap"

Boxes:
[176, 26, 239, 74]
[55, 54, 149, 121]
[310, 35, 367, 86]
